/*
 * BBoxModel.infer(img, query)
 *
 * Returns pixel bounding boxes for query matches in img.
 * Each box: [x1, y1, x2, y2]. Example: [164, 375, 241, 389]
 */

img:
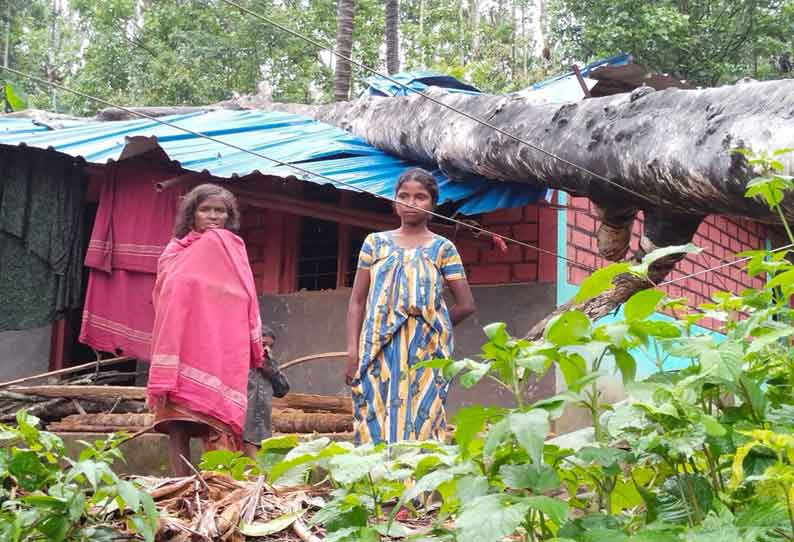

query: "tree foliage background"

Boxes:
[1, 0, 793, 115]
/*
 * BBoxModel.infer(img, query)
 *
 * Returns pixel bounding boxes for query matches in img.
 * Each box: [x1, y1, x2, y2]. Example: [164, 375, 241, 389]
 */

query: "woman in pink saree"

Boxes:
[148, 184, 264, 476]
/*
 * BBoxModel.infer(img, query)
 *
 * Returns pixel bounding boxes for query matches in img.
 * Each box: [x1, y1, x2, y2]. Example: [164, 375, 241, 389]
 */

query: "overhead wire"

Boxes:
[216, 0, 659, 207]
[0, 64, 588, 269]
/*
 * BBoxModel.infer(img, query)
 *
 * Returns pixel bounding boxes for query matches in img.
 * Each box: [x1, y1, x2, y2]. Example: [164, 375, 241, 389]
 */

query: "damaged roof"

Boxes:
[0, 109, 545, 215]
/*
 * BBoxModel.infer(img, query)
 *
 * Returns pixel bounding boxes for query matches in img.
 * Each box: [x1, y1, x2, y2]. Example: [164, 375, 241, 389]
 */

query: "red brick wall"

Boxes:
[566, 197, 766, 327]
[458, 205, 547, 285]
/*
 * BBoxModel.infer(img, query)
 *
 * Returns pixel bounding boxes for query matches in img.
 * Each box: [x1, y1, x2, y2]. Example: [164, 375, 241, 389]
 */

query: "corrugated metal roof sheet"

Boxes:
[517, 52, 632, 104]
[0, 110, 545, 215]
[365, 71, 481, 97]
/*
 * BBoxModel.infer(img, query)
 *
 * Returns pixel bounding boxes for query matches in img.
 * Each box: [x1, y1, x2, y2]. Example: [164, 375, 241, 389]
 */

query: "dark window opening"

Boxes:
[345, 227, 373, 287]
[297, 217, 339, 291]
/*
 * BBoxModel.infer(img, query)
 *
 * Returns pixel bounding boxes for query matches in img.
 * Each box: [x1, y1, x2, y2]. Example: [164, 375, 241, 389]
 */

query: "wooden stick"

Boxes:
[292, 518, 322, 542]
[0, 356, 132, 389]
[9, 385, 146, 400]
[278, 351, 347, 371]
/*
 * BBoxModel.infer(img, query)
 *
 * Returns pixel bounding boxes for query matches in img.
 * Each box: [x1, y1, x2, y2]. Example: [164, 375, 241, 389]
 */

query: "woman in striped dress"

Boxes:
[345, 168, 476, 445]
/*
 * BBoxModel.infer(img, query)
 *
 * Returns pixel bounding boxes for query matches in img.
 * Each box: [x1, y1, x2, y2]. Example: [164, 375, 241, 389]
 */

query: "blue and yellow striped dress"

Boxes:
[352, 231, 465, 445]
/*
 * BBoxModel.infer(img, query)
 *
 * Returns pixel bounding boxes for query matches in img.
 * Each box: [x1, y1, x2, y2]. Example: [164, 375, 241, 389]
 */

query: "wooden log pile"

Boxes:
[0, 384, 353, 435]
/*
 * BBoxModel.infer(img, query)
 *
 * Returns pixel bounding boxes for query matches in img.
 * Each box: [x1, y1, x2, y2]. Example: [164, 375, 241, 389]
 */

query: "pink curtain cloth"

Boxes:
[147, 228, 264, 436]
[79, 165, 178, 360]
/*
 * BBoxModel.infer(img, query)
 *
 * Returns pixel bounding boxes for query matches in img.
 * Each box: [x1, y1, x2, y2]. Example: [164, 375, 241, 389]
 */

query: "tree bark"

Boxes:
[333, 0, 355, 102]
[385, 0, 400, 75]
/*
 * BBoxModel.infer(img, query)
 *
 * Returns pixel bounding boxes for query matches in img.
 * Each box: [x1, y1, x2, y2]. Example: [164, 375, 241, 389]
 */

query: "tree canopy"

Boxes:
[1, 0, 793, 115]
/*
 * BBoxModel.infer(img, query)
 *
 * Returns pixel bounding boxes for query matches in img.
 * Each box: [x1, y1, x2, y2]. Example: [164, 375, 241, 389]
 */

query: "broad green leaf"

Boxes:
[455, 494, 530, 542]
[575, 262, 631, 302]
[525, 495, 568, 525]
[630, 320, 681, 339]
[641, 473, 714, 524]
[240, 511, 304, 537]
[328, 452, 384, 485]
[576, 446, 631, 469]
[116, 479, 141, 512]
[4, 82, 27, 112]
[456, 475, 490, 501]
[545, 311, 591, 346]
[701, 415, 726, 437]
[483, 322, 509, 346]
[508, 410, 549, 468]
[612, 348, 636, 384]
[453, 406, 505, 454]
[557, 353, 588, 391]
[9, 451, 50, 491]
[374, 521, 415, 537]
[325, 526, 380, 542]
[625, 289, 665, 322]
[459, 360, 490, 389]
[499, 463, 560, 492]
[483, 417, 511, 458]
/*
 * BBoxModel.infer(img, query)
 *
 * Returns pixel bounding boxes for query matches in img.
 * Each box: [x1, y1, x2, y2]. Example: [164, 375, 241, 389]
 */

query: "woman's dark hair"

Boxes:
[173, 183, 240, 238]
[262, 325, 276, 341]
[395, 168, 439, 208]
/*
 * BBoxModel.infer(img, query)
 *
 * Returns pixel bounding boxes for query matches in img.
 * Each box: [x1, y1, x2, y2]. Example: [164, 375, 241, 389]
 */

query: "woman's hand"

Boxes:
[345, 352, 358, 386]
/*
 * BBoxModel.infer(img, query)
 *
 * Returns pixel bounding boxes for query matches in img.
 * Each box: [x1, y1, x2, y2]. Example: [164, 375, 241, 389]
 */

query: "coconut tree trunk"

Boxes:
[333, 0, 355, 102]
[385, 0, 400, 75]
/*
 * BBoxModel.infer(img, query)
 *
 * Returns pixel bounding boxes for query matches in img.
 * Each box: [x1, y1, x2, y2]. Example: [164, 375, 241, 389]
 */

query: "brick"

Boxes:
[575, 212, 597, 232]
[482, 244, 523, 264]
[467, 264, 512, 284]
[523, 205, 540, 222]
[738, 229, 750, 245]
[569, 265, 590, 285]
[576, 248, 597, 270]
[482, 207, 525, 225]
[512, 224, 538, 242]
[571, 228, 593, 250]
[457, 240, 480, 265]
[513, 263, 538, 282]
[523, 247, 539, 262]
[730, 237, 742, 253]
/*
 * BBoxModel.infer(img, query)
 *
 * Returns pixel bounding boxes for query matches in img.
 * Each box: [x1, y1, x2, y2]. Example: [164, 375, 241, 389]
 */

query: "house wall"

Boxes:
[0, 326, 51, 382]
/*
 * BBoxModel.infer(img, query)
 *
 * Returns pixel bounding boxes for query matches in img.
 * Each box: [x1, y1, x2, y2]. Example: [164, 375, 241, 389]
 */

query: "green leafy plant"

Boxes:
[0, 411, 157, 542]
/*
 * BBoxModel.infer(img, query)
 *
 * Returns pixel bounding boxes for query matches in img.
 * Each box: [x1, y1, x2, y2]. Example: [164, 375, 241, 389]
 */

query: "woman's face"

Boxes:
[194, 195, 229, 232]
[395, 180, 433, 225]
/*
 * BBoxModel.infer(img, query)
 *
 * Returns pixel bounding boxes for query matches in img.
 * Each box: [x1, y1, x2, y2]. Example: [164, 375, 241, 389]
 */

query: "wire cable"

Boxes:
[0, 64, 588, 268]
[217, 0, 659, 207]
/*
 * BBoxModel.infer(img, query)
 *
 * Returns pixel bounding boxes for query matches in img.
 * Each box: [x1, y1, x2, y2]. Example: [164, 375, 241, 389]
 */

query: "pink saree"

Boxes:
[147, 228, 264, 436]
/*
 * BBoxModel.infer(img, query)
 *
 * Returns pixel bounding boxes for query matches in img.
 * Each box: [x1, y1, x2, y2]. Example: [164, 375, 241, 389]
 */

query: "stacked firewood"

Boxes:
[1, 384, 352, 435]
